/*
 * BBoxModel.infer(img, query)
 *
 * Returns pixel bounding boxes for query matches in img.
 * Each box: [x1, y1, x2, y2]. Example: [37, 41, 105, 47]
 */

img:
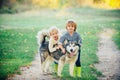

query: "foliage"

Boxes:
[104, 0, 120, 9]
[0, 0, 32, 13]
[0, 0, 120, 13]
[0, 6, 16, 13]
[32, 0, 120, 9]
[32, 0, 60, 9]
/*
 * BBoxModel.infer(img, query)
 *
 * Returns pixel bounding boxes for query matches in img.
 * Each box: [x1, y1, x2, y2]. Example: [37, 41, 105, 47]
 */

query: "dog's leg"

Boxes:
[40, 51, 49, 73]
[44, 56, 53, 73]
[58, 60, 64, 77]
[41, 57, 49, 73]
[48, 58, 54, 73]
[41, 58, 47, 73]
[69, 61, 75, 77]
[44, 56, 50, 72]
[41, 61, 46, 73]
[58, 57, 65, 77]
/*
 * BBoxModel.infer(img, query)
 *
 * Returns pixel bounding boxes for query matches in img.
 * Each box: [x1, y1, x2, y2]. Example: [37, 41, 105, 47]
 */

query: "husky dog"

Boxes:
[57, 40, 79, 77]
[37, 31, 79, 77]
[37, 31, 63, 73]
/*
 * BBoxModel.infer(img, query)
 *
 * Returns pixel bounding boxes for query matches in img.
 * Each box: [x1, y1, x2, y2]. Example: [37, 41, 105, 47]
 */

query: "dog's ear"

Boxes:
[64, 39, 68, 45]
[75, 41, 78, 44]
[73, 41, 78, 45]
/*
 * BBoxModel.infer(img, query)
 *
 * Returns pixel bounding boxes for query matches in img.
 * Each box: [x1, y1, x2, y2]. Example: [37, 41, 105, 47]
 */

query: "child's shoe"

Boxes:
[76, 67, 81, 77]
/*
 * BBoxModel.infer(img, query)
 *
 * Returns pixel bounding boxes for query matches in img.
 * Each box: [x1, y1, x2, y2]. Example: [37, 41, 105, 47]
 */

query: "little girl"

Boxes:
[49, 27, 62, 73]
[37, 26, 60, 52]
[48, 27, 60, 53]
[37, 26, 60, 73]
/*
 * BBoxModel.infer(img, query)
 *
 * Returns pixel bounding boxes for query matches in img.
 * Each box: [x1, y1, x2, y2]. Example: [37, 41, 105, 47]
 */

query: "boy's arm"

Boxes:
[77, 33, 82, 47]
[58, 35, 66, 53]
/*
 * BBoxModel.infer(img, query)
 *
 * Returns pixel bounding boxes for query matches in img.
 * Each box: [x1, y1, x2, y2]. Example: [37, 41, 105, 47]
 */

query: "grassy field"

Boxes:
[0, 8, 120, 80]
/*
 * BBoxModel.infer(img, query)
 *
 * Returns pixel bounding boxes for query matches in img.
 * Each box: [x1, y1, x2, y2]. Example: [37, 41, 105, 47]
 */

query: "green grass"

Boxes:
[112, 22, 120, 49]
[0, 28, 38, 79]
[0, 8, 120, 80]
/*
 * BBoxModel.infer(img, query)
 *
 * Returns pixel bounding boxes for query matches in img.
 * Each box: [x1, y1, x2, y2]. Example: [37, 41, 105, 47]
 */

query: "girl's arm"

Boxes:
[49, 38, 57, 53]
[58, 43, 65, 54]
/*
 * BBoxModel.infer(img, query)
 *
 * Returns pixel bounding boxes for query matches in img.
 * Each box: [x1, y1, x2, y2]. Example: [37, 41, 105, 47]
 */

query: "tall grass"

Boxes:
[0, 8, 120, 80]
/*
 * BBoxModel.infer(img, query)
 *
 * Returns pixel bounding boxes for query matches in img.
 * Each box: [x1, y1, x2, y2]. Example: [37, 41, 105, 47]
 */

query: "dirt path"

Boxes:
[95, 28, 120, 80]
[8, 53, 59, 80]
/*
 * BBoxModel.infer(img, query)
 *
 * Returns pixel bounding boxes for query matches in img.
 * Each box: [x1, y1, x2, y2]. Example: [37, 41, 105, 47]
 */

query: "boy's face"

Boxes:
[66, 25, 75, 33]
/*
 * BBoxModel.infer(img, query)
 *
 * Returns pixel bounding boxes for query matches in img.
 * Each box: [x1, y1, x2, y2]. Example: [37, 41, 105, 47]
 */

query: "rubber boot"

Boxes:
[76, 67, 81, 77]
[73, 66, 77, 77]
[54, 64, 58, 73]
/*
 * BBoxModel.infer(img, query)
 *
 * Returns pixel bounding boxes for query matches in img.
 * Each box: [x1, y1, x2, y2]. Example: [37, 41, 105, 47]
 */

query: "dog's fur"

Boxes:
[37, 31, 79, 77]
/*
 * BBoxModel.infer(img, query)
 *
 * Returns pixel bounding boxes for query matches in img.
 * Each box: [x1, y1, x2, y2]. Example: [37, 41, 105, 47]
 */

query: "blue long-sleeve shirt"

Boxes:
[59, 32, 82, 47]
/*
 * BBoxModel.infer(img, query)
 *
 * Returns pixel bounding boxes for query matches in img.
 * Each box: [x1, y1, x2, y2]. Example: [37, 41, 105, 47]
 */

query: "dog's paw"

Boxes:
[70, 74, 75, 78]
[58, 75, 63, 78]
[58, 74, 63, 77]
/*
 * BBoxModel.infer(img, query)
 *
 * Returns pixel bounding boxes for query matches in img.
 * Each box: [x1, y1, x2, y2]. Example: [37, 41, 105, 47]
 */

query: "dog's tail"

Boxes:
[36, 30, 50, 64]
[36, 30, 50, 46]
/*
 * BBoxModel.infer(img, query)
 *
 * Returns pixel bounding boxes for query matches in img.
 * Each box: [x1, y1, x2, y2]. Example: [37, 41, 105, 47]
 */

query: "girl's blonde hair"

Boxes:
[66, 20, 77, 31]
[49, 26, 59, 36]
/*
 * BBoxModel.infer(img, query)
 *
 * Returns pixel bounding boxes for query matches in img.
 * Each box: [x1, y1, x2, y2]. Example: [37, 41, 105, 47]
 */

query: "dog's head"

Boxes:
[64, 40, 79, 57]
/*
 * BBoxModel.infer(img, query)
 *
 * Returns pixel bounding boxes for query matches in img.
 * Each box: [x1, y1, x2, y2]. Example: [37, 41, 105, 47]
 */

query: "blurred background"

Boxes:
[0, 0, 120, 80]
[0, 0, 120, 13]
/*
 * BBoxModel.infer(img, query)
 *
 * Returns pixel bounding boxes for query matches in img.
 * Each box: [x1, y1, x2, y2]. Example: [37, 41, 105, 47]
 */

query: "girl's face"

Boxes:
[50, 30, 59, 41]
[66, 25, 75, 34]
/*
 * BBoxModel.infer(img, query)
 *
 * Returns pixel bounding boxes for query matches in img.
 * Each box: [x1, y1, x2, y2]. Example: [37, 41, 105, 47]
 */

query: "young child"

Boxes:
[48, 27, 60, 53]
[37, 26, 60, 73]
[58, 20, 82, 77]
[37, 26, 60, 52]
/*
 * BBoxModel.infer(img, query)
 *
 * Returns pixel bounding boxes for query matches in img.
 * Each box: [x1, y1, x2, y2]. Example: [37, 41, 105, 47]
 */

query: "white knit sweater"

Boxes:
[49, 36, 59, 53]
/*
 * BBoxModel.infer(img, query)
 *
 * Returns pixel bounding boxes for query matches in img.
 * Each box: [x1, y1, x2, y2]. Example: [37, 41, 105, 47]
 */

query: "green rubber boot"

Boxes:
[73, 66, 77, 77]
[76, 67, 81, 77]
[54, 64, 58, 73]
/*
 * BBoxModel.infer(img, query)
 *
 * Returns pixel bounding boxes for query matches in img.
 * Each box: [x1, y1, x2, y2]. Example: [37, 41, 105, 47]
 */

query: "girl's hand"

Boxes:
[57, 44, 65, 54]
[56, 46, 60, 50]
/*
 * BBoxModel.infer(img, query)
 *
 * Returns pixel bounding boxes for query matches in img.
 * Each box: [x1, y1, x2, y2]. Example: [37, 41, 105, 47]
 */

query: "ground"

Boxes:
[8, 28, 120, 80]
[95, 28, 120, 80]
[7, 53, 59, 80]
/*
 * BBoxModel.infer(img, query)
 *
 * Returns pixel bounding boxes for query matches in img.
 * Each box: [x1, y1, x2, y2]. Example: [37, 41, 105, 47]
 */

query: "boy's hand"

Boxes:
[61, 48, 65, 54]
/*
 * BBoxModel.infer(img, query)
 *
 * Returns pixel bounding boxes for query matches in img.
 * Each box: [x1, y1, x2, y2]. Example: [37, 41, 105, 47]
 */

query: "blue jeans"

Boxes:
[75, 49, 81, 67]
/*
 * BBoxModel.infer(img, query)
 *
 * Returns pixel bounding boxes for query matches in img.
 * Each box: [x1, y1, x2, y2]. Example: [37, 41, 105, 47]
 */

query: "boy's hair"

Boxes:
[66, 20, 77, 31]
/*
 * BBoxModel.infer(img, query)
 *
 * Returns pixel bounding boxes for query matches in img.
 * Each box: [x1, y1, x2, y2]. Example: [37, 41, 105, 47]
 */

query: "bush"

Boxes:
[0, 7, 17, 14]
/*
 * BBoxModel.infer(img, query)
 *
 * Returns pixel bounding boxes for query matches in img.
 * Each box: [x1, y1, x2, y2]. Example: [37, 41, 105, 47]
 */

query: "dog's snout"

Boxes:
[70, 49, 73, 52]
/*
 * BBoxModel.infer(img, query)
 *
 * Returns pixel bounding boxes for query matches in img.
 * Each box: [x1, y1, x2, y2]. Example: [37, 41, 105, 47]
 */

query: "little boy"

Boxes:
[58, 20, 82, 77]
